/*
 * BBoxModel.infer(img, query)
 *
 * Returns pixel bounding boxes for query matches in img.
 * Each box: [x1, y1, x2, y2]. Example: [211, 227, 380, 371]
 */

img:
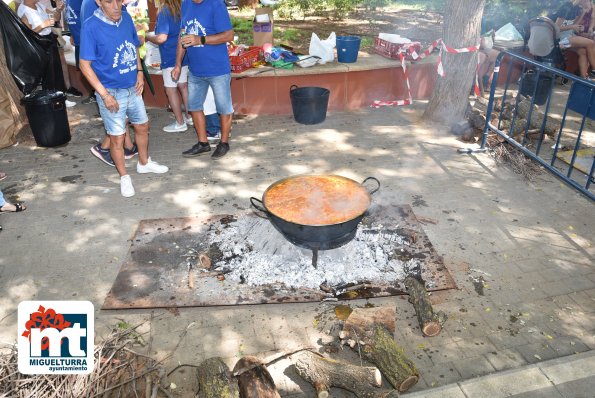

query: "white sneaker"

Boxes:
[207, 132, 221, 141]
[65, 99, 76, 108]
[163, 121, 187, 133]
[185, 115, 194, 126]
[120, 175, 135, 197]
[137, 157, 169, 174]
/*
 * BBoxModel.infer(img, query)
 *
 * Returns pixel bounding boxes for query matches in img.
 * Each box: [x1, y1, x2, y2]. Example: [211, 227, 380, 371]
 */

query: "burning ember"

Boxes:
[196, 215, 421, 290]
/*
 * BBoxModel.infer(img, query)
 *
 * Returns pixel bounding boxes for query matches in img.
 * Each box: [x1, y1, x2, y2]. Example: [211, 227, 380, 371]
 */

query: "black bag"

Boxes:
[0, 1, 65, 94]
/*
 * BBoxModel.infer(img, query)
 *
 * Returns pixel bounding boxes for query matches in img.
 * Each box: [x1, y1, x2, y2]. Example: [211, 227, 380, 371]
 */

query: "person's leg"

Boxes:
[177, 66, 191, 122]
[109, 134, 127, 176]
[570, 36, 595, 74]
[59, 49, 72, 89]
[165, 87, 185, 124]
[574, 48, 589, 77]
[187, 73, 209, 143]
[206, 113, 221, 134]
[127, 88, 168, 173]
[162, 66, 186, 127]
[132, 122, 149, 165]
[209, 74, 233, 144]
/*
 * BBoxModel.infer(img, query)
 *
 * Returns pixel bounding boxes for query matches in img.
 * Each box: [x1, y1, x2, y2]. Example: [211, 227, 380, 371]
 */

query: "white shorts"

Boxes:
[162, 65, 188, 88]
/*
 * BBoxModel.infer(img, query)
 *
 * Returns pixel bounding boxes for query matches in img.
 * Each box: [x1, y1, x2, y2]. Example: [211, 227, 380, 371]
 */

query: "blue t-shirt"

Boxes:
[180, 0, 232, 76]
[65, 0, 83, 46]
[154, 7, 187, 69]
[80, 0, 98, 26]
[80, 11, 141, 89]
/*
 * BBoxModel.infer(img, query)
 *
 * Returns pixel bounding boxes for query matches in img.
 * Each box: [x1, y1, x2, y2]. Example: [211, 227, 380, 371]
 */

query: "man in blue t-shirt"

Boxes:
[79, 0, 169, 197]
[172, 0, 234, 159]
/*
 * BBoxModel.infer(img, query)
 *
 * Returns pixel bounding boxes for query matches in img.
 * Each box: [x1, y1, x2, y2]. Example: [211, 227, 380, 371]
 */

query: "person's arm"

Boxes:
[179, 28, 234, 48]
[20, 13, 54, 33]
[146, 33, 168, 45]
[52, 0, 64, 22]
[79, 59, 119, 112]
[555, 16, 582, 32]
[171, 29, 186, 81]
[135, 54, 144, 96]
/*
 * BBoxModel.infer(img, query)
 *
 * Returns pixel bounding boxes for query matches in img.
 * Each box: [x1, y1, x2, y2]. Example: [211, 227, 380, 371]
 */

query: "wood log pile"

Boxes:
[188, 276, 448, 397]
[467, 93, 562, 143]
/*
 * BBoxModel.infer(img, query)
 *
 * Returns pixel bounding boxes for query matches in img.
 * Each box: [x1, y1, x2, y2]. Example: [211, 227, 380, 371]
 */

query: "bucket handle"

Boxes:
[250, 197, 270, 216]
[52, 101, 64, 111]
[362, 177, 380, 195]
[289, 84, 298, 93]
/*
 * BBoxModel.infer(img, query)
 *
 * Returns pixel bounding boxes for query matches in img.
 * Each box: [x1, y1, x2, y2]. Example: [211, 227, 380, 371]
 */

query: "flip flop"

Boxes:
[0, 172, 6, 181]
[0, 203, 26, 212]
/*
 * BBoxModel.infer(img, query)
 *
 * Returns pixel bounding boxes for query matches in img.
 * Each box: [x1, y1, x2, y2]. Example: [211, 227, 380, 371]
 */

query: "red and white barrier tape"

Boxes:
[371, 38, 480, 108]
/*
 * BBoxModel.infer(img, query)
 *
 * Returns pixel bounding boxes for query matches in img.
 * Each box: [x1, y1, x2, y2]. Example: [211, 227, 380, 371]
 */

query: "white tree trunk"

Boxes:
[423, 0, 486, 126]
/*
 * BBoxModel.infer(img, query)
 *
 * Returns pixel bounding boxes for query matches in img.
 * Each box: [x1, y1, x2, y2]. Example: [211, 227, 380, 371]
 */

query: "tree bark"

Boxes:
[0, 28, 27, 148]
[423, 0, 486, 126]
[196, 357, 240, 398]
[232, 356, 281, 398]
[404, 276, 447, 337]
[293, 350, 399, 398]
[361, 325, 419, 392]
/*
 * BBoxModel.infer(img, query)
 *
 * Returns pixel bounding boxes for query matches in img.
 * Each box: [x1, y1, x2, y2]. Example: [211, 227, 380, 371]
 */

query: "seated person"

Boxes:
[478, 31, 500, 93]
[550, 0, 595, 79]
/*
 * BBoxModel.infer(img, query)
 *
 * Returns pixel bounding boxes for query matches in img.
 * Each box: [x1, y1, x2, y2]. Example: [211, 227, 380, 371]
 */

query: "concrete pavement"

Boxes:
[0, 100, 593, 396]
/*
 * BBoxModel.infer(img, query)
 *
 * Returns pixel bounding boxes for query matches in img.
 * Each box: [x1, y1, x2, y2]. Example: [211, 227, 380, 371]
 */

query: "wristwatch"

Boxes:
[200, 35, 206, 45]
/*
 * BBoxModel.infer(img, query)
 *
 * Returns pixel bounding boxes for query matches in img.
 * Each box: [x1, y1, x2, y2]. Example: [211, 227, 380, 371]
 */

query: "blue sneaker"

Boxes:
[90, 144, 115, 167]
[124, 143, 138, 159]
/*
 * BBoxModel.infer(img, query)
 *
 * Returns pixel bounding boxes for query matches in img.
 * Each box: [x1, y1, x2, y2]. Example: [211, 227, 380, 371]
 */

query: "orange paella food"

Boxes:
[263, 175, 370, 226]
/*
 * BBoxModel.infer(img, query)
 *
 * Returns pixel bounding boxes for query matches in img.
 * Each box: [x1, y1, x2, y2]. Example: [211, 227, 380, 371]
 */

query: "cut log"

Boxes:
[233, 356, 280, 398]
[196, 357, 239, 398]
[404, 276, 447, 337]
[342, 306, 396, 339]
[293, 350, 398, 398]
[361, 325, 419, 392]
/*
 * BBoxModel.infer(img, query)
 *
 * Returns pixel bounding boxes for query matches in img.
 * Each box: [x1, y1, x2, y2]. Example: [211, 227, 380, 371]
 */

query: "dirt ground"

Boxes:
[233, 6, 444, 54]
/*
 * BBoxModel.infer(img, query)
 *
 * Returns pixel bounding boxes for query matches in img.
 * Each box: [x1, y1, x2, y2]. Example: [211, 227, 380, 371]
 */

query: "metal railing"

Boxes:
[477, 50, 594, 201]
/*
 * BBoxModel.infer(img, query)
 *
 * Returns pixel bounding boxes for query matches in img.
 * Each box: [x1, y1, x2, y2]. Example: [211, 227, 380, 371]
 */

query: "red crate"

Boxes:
[374, 38, 422, 61]
[229, 46, 264, 73]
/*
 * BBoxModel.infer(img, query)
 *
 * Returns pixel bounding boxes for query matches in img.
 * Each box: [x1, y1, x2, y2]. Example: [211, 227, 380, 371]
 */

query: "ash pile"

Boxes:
[186, 215, 422, 291]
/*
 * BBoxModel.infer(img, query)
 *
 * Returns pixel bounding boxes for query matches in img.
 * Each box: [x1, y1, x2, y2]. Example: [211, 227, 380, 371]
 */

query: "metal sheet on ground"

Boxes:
[102, 205, 456, 309]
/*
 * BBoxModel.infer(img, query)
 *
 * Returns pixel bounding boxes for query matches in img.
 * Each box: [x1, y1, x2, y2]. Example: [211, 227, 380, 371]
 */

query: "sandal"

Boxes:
[0, 203, 26, 212]
[0, 172, 6, 181]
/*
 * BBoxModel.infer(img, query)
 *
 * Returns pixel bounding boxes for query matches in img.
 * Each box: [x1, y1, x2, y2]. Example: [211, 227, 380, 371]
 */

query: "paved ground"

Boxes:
[0, 99, 593, 397]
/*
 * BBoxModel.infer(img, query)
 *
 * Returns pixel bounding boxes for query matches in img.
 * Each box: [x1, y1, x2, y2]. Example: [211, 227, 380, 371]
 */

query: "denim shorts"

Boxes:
[188, 72, 234, 115]
[96, 87, 149, 136]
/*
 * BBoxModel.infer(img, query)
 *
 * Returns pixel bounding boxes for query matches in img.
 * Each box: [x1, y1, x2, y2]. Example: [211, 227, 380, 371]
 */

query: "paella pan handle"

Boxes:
[250, 197, 269, 215]
[362, 177, 380, 195]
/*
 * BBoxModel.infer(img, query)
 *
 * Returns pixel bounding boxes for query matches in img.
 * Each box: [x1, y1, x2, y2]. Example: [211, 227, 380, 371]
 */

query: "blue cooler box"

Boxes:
[567, 81, 595, 120]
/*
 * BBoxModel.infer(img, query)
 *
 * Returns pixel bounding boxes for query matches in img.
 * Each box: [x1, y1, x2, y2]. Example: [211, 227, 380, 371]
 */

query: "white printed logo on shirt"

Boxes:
[184, 19, 206, 47]
[65, 6, 77, 25]
[112, 40, 137, 74]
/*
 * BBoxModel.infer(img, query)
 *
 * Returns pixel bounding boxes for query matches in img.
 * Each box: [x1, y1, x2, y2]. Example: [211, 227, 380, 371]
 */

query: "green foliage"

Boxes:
[360, 36, 373, 47]
[482, 0, 563, 35]
[278, 27, 302, 42]
[275, 0, 360, 20]
[231, 17, 253, 45]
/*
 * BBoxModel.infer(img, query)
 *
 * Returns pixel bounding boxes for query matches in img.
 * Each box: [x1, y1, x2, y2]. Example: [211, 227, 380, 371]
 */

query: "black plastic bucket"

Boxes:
[21, 90, 70, 147]
[519, 70, 552, 106]
[289, 85, 330, 125]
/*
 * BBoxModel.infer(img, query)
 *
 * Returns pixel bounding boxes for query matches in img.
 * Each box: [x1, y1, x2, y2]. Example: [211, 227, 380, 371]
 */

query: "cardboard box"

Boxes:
[253, 7, 273, 46]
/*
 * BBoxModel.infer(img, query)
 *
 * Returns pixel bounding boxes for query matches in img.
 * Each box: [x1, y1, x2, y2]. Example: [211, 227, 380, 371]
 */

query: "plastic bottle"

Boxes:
[180, 28, 188, 48]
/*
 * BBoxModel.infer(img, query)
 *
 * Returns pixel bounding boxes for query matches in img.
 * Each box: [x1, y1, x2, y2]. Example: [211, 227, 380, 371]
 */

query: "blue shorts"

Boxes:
[188, 72, 234, 115]
[96, 87, 148, 136]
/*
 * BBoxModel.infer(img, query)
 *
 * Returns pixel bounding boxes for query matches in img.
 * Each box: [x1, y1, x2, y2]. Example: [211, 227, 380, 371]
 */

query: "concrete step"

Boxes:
[404, 350, 595, 398]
